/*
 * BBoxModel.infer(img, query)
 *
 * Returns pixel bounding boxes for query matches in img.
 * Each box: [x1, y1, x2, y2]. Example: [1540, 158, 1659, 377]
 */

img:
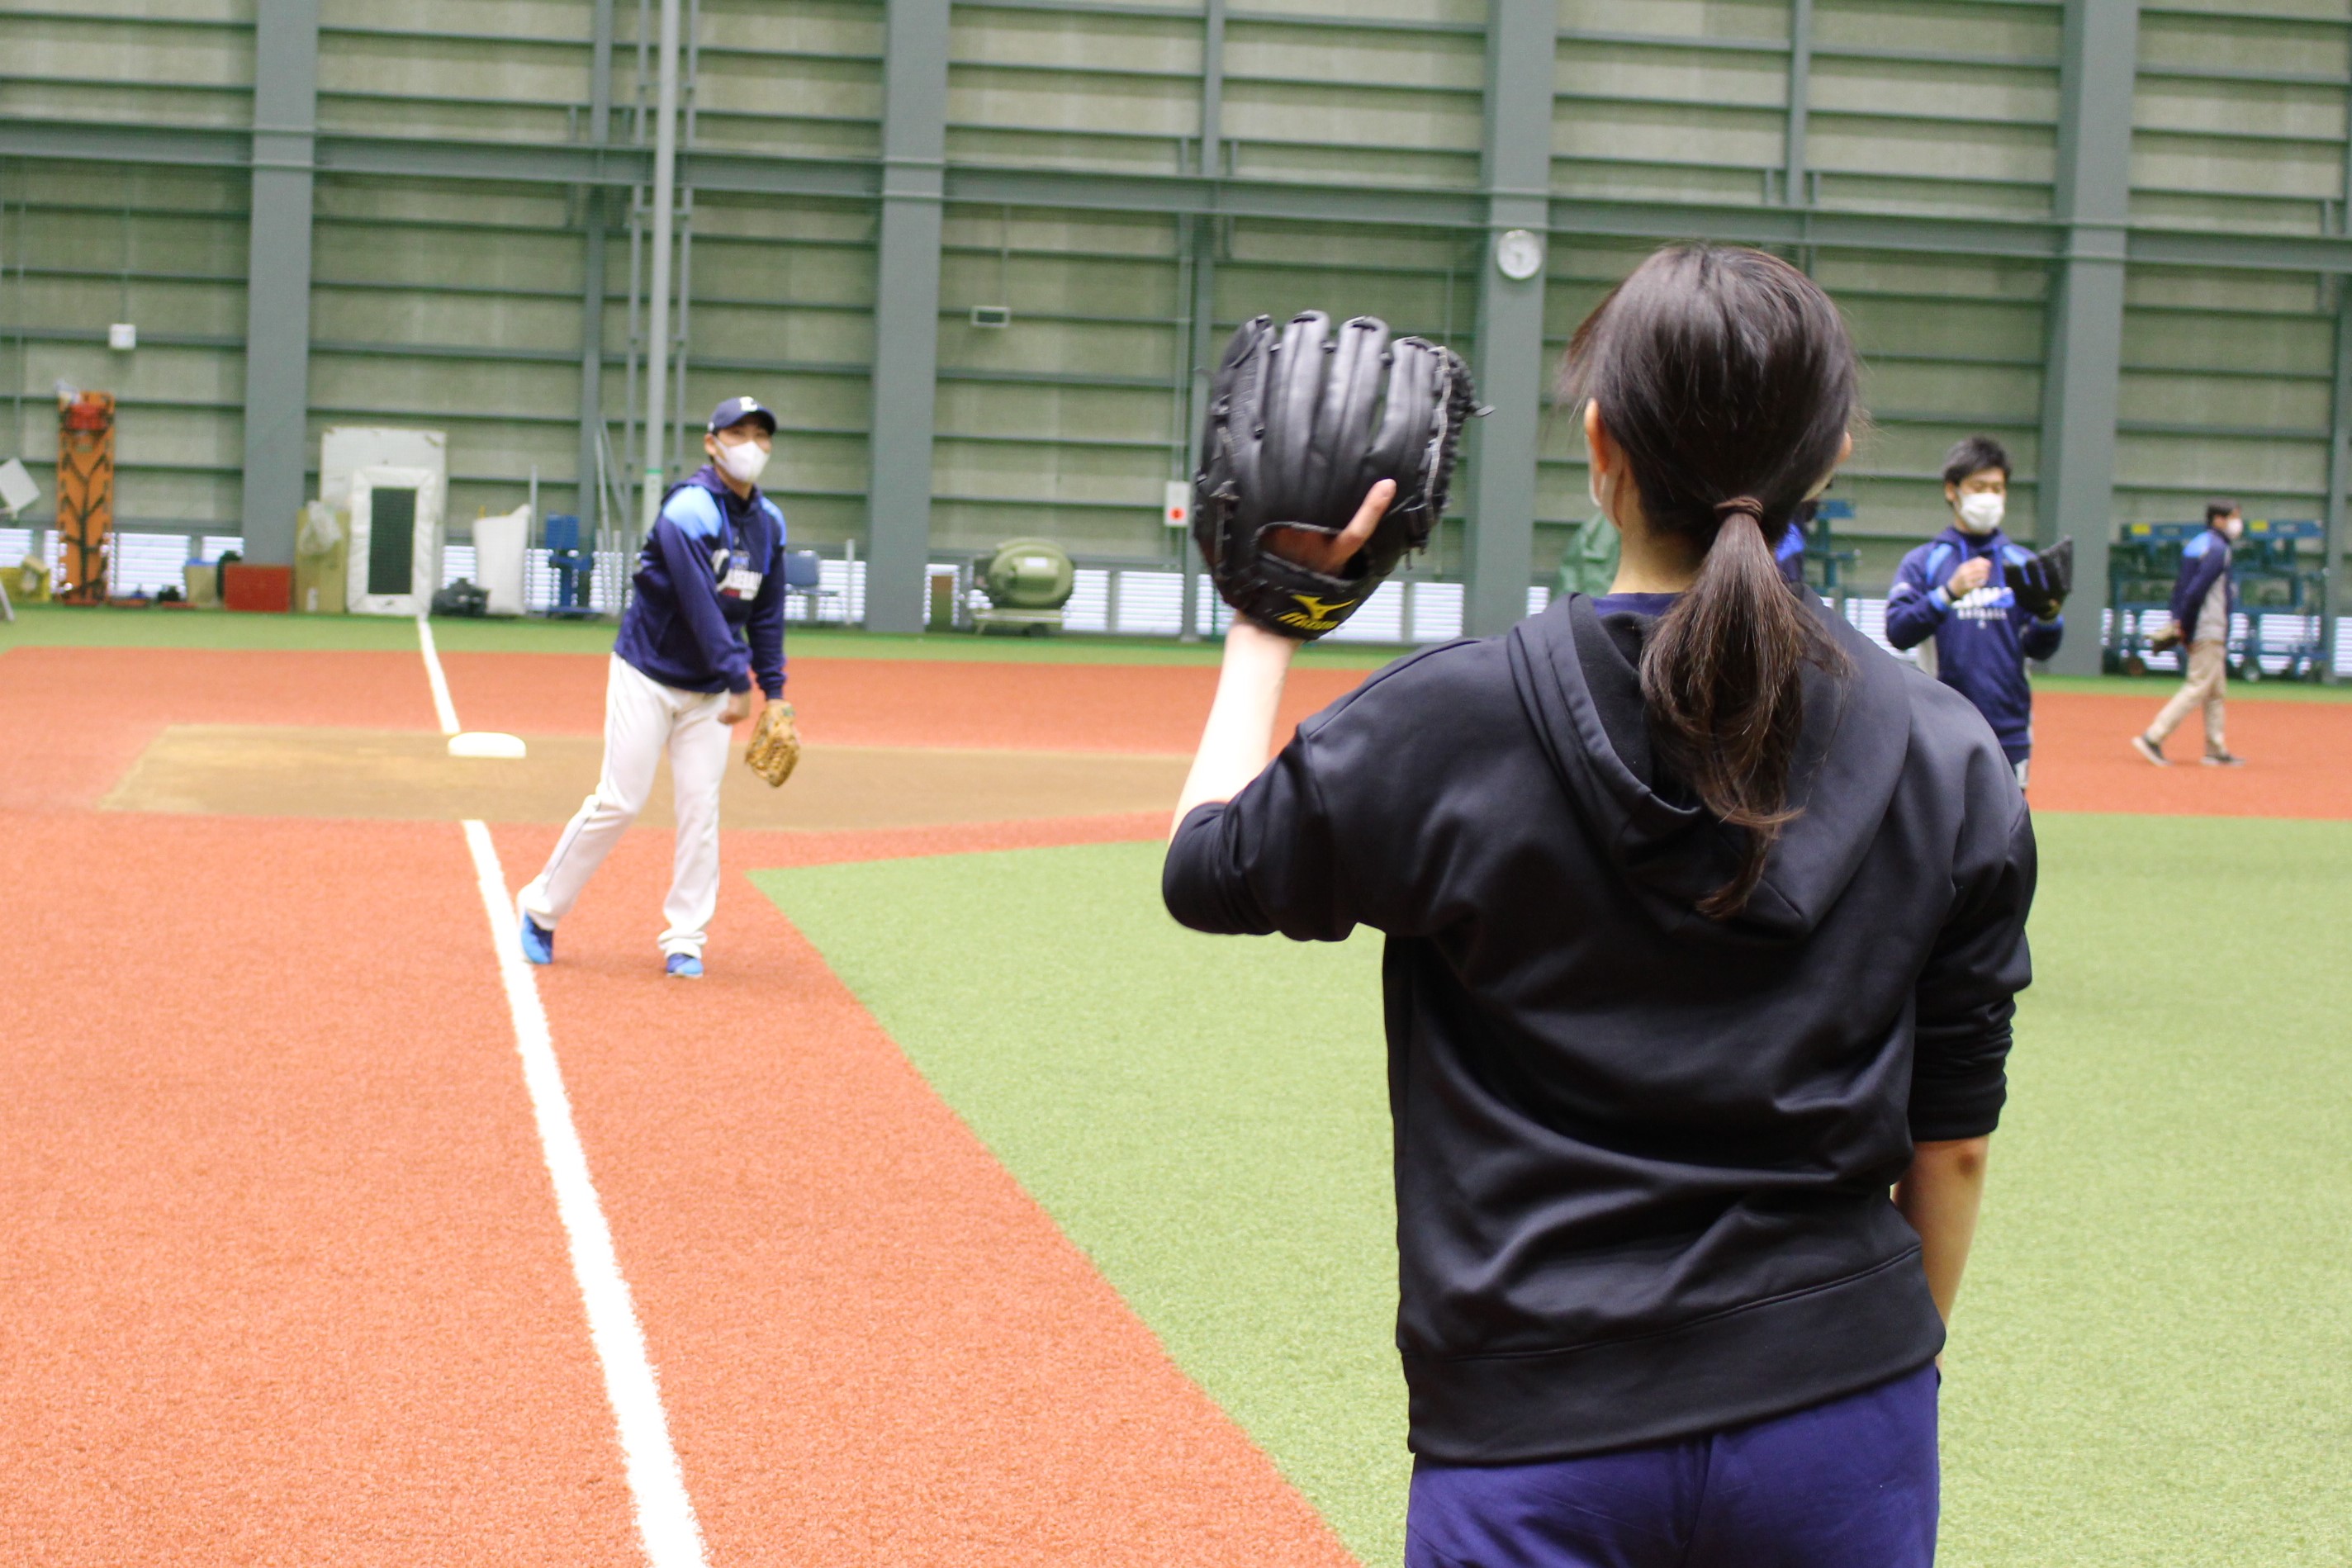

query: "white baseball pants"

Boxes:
[519, 655, 733, 958]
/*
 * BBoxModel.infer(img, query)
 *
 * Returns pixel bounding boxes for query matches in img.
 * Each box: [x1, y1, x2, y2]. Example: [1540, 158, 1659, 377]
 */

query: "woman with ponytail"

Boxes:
[1164, 244, 2035, 1566]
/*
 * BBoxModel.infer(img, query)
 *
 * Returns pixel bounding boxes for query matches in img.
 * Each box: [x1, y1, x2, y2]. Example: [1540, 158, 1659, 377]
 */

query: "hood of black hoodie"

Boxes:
[1506, 592, 1913, 945]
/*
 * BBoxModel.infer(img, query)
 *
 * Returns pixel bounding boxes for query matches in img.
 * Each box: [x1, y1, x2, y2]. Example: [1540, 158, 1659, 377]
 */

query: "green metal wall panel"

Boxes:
[2114, 264, 2336, 522]
[7, 0, 2352, 645]
[0, 7, 253, 130]
[1558, 0, 2061, 216]
[306, 176, 588, 524]
[690, 0, 882, 160]
[0, 160, 251, 533]
[2133, 6, 2348, 236]
[929, 204, 1184, 556]
[674, 192, 875, 544]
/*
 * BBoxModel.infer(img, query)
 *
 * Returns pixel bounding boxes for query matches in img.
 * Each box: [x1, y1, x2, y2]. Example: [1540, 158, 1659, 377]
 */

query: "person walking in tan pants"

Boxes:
[2134, 500, 2246, 767]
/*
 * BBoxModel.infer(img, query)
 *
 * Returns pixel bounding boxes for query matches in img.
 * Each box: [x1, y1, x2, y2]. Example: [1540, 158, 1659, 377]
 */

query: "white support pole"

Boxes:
[637, 0, 681, 533]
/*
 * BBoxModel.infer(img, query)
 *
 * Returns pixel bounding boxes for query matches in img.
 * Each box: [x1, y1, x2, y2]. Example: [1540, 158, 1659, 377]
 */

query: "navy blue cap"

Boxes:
[707, 395, 776, 434]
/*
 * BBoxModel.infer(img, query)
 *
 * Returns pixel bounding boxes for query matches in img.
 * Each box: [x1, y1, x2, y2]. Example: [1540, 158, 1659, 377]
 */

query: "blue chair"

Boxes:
[543, 514, 595, 618]
[780, 549, 841, 620]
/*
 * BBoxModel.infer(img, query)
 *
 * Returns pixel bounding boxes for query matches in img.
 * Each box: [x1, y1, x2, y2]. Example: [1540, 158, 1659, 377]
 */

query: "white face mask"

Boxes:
[1955, 490, 2003, 536]
[714, 436, 771, 486]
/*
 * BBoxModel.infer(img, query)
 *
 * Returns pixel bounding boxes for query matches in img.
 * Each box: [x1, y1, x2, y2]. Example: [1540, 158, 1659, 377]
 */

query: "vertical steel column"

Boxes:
[670, 0, 702, 478]
[577, 0, 615, 535]
[671, 189, 694, 476]
[239, 0, 320, 565]
[2326, 284, 2350, 678]
[2326, 76, 2352, 677]
[636, 0, 682, 533]
[1784, 0, 1813, 206]
[2037, 0, 2138, 675]
[863, 0, 952, 633]
[1178, 0, 1226, 642]
[1463, 0, 1553, 636]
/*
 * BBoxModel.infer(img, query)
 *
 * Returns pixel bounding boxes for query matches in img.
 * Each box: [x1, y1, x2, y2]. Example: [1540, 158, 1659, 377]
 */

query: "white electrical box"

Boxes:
[0, 457, 38, 516]
[472, 503, 531, 618]
[107, 323, 137, 352]
[1164, 479, 1191, 529]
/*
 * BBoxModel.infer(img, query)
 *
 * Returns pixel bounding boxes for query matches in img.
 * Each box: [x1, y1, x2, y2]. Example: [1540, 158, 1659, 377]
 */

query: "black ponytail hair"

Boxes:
[1561, 244, 1857, 917]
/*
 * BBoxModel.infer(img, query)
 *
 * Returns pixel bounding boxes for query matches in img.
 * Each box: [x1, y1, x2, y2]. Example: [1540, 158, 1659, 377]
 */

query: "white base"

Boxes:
[448, 731, 528, 759]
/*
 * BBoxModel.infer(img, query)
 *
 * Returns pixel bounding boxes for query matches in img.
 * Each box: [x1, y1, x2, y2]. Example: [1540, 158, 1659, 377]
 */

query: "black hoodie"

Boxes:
[1164, 594, 2034, 1463]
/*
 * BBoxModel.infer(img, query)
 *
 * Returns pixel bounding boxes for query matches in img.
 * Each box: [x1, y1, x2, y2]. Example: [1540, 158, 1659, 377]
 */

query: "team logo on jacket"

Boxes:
[1278, 592, 1358, 632]
[1954, 585, 2015, 621]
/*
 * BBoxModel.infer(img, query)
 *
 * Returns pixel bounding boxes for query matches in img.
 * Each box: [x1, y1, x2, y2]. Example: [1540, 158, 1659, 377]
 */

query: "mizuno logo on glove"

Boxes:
[1278, 593, 1360, 632]
[1193, 310, 1481, 642]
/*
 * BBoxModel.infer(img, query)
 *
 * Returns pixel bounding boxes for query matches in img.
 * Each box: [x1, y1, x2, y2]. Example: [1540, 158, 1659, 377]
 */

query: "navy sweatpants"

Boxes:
[1405, 1364, 1939, 1568]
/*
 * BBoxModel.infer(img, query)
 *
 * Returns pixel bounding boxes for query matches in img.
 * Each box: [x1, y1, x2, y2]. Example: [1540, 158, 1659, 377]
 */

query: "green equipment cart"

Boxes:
[2105, 518, 2324, 680]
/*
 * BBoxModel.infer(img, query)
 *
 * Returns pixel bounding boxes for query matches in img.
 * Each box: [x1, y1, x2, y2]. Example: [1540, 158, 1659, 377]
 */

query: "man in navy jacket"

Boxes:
[2133, 500, 2245, 766]
[517, 396, 791, 977]
[1885, 436, 2062, 788]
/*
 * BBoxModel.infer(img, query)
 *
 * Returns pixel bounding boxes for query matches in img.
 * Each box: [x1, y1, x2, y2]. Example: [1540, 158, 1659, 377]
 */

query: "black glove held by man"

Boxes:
[2010, 536, 2072, 620]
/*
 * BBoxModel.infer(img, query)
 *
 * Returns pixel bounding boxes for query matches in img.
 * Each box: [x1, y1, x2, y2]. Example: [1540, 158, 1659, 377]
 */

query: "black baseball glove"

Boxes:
[2011, 536, 2072, 620]
[1193, 311, 1479, 639]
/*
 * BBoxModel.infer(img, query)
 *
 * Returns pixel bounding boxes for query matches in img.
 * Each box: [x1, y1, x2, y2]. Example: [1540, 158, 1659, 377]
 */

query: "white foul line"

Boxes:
[420, 623, 709, 1568]
[415, 615, 461, 736]
[460, 824, 710, 1568]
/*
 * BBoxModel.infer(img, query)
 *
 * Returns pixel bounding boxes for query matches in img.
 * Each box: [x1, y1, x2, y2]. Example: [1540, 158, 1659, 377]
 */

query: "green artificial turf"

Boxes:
[2028, 672, 2352, 703]
[757, 818, 2352, 1567]
[1937, 813, 2352, 1566]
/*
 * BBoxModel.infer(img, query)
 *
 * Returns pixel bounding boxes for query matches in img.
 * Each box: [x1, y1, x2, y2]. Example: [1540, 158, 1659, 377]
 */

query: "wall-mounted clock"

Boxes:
[1495, 228, 1545, 282]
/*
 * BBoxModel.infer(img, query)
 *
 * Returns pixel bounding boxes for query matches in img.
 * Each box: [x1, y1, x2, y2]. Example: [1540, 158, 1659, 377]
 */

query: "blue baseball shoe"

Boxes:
[517, 900, 554, 965]
[666, 952, 704, 979]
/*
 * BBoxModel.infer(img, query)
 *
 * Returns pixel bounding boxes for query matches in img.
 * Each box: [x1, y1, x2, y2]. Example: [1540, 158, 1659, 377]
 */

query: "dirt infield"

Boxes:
[0, 648, 438, 811]
[103, 727, 1191, 831]
[438, 650, 1373, 751]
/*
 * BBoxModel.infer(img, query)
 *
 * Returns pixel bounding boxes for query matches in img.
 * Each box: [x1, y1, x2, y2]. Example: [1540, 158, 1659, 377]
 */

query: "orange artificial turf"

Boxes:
[0, 642, 1349, 1564]
[0, 812, 643, 1565]
[2022, 690, 2352, 819]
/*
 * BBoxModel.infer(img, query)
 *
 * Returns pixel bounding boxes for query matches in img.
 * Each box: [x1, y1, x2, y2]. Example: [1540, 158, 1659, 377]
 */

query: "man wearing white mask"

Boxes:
[2132, 500, 2245, 767]
[516, 396, 791, 978]
[1885, 436, 2065, 789]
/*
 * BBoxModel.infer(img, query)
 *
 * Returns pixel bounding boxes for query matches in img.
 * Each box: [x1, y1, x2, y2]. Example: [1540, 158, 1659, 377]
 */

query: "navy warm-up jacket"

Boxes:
[2170, 525, 2236, 642]
[1164, 594, 2036, 1464]
[1885, 527, 2062, 757]
[614, 466, 788, 699]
